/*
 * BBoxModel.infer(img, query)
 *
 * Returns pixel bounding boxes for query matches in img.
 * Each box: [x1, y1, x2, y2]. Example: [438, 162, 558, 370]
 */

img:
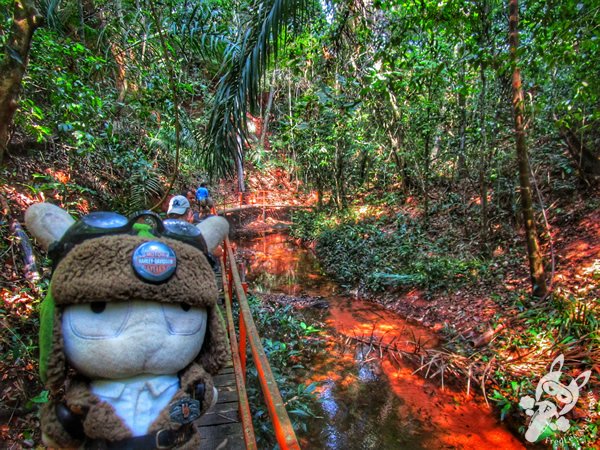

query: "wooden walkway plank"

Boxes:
[197, 350, 246, 449]
[199, 423, 246, 450]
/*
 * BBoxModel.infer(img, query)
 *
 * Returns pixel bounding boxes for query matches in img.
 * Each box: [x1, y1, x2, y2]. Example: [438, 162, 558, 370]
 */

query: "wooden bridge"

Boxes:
[217, 190, 314, 213]
[197, 235, 301, 449]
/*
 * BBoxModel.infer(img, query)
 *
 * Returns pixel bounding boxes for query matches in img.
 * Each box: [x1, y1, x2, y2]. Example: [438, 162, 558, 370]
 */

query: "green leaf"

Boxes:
[26, 390, 49, 408]
[304, 382, 318, 394]
[289, 409, 311, 417]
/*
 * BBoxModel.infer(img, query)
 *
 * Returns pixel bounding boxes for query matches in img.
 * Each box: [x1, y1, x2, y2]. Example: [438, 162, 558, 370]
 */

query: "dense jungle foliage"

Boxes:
[0, 0, 599, 447]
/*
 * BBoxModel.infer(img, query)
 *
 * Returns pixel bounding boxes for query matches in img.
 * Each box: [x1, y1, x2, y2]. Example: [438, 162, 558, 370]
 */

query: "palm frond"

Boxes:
[147, 108, 216, 175]
[202, 0, 310, 178]
[192, 33, 235, 72]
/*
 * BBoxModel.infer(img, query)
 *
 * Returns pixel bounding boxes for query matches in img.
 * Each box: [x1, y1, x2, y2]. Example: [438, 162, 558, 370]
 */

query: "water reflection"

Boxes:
[236, 232, 524, 449]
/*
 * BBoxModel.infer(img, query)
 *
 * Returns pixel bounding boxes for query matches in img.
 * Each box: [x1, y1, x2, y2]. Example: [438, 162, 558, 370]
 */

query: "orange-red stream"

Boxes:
[237, 232, 524, 449]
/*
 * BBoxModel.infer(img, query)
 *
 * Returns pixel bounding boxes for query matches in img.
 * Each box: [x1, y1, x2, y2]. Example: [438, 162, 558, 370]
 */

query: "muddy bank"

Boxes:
[262, 236, 524, 345]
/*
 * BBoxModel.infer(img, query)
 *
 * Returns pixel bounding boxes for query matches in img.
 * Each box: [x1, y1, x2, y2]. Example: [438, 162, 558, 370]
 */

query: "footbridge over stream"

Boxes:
[200, 202, 307, 449]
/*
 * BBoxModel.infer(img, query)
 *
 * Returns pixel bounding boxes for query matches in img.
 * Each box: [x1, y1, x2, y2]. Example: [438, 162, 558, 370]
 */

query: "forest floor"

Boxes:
[0, 154, 598, 448]
[233, 171, 600, 447]
[380, 204, 600, 339]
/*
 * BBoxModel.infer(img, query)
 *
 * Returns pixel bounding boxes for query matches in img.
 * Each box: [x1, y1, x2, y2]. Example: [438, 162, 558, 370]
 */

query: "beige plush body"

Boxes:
[26, 207, 230, 449]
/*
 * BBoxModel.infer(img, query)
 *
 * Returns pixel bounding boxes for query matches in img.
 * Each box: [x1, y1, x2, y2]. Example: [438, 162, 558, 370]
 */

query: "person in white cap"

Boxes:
[167, 195, 197, 223]
[168, 194, 221, 273]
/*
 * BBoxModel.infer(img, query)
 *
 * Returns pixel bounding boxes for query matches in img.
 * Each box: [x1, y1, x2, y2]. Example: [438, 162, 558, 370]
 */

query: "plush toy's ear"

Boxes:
[24, 203, 73, 384]
[196, 216, 229, 252]
[25, 203, 75, 251]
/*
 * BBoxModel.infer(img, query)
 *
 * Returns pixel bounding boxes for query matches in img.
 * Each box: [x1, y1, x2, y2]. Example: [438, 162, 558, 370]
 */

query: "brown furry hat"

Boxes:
[45, 235, 228, 394]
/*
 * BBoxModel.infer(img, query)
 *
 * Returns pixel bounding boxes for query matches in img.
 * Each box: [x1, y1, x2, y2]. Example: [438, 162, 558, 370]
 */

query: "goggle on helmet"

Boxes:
[48, 210, 213, 283]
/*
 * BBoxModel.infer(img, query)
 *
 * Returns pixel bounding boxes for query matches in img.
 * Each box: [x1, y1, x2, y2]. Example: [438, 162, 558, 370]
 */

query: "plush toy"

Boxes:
[25, 203, 230, 449]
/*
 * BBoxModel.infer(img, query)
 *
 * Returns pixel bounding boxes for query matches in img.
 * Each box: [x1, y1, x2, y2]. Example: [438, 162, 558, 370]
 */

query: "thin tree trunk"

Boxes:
[457, 77, 468, 180]
[97, 0, 133, 103]
[478, 0, 492, 256]
[235, 134, 245, 193]
[358, 150, 369, 186]
[259, 75, 276, 148]
[479, 65, 490, 256]
[422, 94, 433, 228]
[112, 44, 129, 102]
[423, 131, 430, 228]
[334, 142, 346, 209]
[508, 0, 547, 298]
[0, 0, 43, 164]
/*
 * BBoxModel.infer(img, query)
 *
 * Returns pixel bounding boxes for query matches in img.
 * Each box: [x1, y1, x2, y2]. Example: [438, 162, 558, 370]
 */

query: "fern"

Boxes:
[128, 165, 164, 213]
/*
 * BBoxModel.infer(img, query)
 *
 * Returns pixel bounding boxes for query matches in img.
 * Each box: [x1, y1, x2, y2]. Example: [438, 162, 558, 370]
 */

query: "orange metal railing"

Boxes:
[220, 237, 301, 450]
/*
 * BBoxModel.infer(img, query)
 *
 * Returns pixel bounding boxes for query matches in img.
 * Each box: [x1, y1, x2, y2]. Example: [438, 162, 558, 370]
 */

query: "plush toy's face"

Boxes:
[62, 300, 207, 379]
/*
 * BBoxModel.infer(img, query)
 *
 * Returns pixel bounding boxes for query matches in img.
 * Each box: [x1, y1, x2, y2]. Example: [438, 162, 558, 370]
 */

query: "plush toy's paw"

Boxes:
[194, 382, 218, 414]
[41, 432, 62, 449]
[41, 433, 81, 450]
[41, 402, 83, 449]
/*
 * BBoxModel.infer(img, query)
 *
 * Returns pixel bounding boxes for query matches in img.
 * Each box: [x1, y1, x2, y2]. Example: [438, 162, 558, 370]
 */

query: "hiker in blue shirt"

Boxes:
[195, 183, 214, 215]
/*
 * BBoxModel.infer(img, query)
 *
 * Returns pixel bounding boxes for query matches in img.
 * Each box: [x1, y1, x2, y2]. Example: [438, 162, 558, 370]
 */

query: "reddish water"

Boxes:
[237, 232, 524, 449]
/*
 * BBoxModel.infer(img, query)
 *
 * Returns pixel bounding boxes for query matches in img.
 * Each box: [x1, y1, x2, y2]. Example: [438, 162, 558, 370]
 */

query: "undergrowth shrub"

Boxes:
[293, 209, 490, 293]
[241, 296, 323, 445]
[22, 29, 109, 151]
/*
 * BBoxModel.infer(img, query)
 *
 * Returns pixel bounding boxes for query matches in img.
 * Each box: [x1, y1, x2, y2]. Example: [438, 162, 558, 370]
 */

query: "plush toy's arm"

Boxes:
[41, 401, 84, 449]
[42, 378, 97, 448]
[180, 363, 217, 416]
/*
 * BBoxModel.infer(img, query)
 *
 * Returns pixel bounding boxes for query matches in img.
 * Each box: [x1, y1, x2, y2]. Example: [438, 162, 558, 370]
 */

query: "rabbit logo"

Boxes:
[519, 354, 591, 442]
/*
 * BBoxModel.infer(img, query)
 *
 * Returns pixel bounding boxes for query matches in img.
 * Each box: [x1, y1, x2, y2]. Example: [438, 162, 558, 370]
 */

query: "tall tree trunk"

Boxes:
[508, 0, 547, 298]
[0, 0, 43, 164]
[479, 64, 490, 256]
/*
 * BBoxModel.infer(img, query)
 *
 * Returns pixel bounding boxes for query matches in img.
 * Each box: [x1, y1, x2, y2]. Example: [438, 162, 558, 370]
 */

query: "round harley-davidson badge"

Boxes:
[132, 241, 177, 282]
